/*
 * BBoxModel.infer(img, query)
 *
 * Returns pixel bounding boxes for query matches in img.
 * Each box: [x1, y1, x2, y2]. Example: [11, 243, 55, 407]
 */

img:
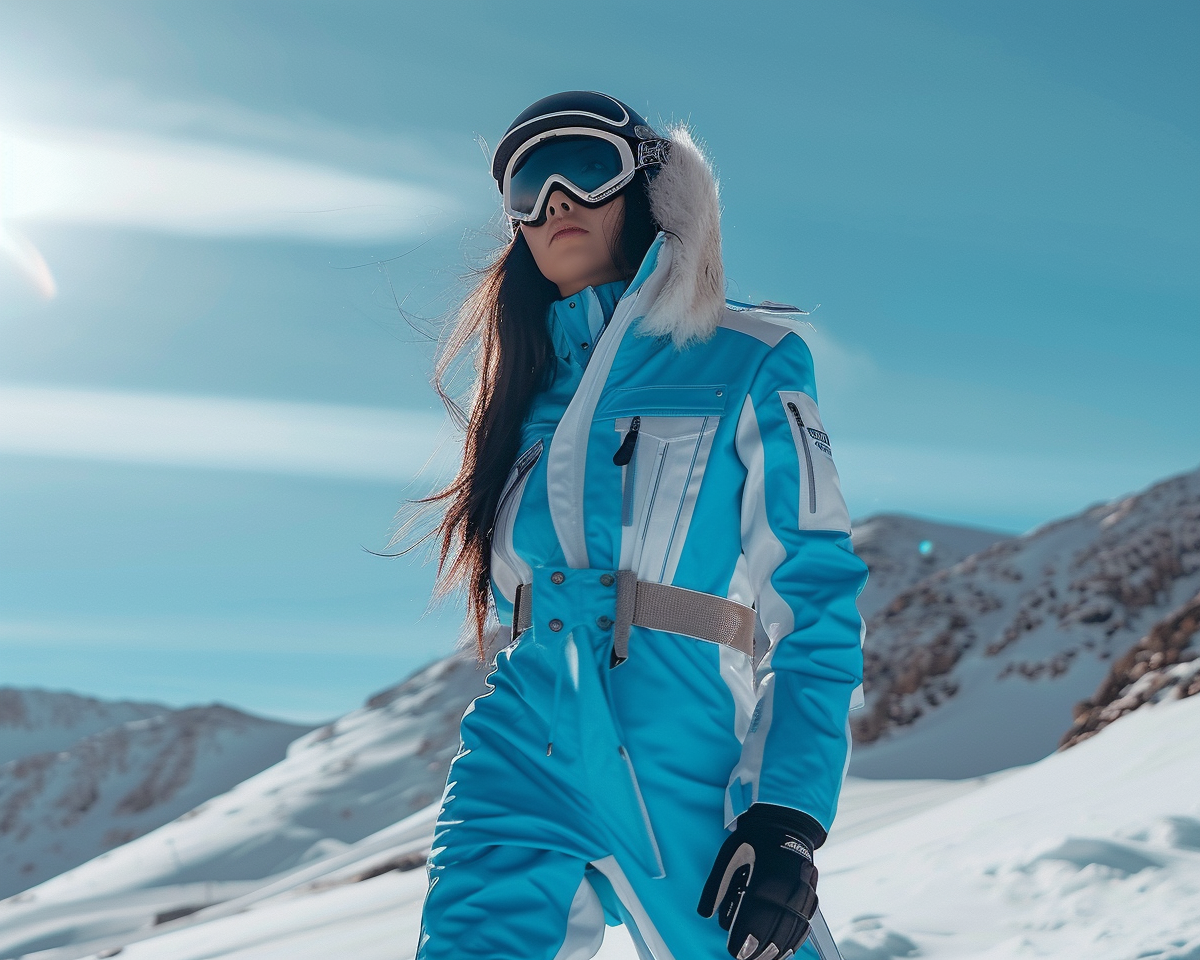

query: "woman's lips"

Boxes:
[550, 225, 587, 244]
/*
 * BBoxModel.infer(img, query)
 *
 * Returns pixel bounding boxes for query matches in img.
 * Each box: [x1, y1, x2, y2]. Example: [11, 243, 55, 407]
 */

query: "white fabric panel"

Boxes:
[490, 439, 542, 604]
[725, 552, 753, 608]
[618, 746, 666, 878]
[551, 876, 607, 960]
[660, 417, 719, 584]
[546, 240, 674, 568]
[720, 644, 757, 745]
[717, 307, 794, 346]
[733, 396, 794, 663]
[840, 714, 855, 792]
[850, 618, 867, 712]
[776, 390, 851, 534]
[725, 396, 794, 820]
[589, 856, 677, 960]
[614, 414, 720, 583]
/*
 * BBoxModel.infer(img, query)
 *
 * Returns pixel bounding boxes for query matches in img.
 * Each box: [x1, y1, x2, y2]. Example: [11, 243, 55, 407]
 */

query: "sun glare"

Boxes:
[0, 129, 59, 298]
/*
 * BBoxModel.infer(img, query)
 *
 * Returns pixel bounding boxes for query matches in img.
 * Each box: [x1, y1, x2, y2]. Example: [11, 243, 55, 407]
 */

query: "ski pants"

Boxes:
[415, 572, 821, 960]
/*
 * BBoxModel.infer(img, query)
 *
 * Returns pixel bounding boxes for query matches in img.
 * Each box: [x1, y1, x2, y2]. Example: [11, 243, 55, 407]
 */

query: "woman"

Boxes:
[415, 91, 866, 960]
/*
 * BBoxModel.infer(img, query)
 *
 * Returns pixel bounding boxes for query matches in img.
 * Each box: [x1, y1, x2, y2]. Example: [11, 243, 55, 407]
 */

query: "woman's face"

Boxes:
[520, 189, 625, 298]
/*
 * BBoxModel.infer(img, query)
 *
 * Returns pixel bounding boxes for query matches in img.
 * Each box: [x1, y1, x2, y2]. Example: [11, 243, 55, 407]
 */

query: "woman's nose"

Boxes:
[545, 190, 572, 219]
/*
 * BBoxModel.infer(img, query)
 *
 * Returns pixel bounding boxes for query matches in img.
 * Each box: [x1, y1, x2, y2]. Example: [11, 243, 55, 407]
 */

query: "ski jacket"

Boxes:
[484, 126, 866, 876]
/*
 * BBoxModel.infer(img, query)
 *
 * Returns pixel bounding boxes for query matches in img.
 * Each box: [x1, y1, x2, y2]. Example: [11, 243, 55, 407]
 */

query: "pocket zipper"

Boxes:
[614, 417, 641, 527]
[786, 401, 817, 514]
[492, 440, 543, 539]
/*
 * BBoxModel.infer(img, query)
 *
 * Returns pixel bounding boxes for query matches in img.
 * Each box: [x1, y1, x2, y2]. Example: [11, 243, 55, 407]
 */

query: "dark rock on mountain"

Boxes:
[1060, 589, 1200, 749]
[852, 514, 1013, 619]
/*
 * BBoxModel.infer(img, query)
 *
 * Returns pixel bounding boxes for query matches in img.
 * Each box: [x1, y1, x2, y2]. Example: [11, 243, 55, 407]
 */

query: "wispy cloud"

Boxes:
[1, 124, 461, 240]
[0, 122, 467, 296]
[0, 384, 457, 482]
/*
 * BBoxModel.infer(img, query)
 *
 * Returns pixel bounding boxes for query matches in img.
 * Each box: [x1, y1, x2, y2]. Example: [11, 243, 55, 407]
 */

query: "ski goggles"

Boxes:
[501, 128, 669, 225]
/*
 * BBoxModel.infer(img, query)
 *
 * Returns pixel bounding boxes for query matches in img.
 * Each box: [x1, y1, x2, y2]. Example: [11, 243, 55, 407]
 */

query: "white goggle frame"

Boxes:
[502, 127, 665, 225]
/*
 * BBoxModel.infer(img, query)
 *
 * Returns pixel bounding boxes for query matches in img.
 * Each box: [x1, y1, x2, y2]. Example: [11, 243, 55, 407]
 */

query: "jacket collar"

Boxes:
[547, 279, 629, 367]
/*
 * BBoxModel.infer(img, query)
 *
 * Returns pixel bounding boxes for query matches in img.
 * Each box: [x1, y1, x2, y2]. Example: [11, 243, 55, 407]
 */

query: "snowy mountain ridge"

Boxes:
[850, 513, 1012, 620]
[0, 509, 1002, 910]
[0, 703, 310, 899]
[0, 652, 489, 936]
[849, 463, 1200, 778]
[0, 689, 169, 769]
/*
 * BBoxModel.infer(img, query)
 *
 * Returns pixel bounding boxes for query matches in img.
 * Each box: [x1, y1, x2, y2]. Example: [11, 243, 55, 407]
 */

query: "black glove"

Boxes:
[697, 803, 824, 960]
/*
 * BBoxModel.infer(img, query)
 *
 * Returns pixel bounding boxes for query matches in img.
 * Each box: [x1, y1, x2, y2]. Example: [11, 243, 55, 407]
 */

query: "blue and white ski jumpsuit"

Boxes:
[417, 233, 867, 960]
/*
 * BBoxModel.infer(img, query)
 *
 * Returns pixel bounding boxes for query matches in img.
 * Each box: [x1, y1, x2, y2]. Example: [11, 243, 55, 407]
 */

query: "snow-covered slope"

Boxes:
[0, 690, 168, 768]
[823, 691, 1200, 960]
[0, 769, 993, 960]
[4, 693, 1200, 960]
[0, 651, 490, 954]
[0, 705, 310, 900]
[850, 464, 1200, 779]
[852, 513, 1012, 619]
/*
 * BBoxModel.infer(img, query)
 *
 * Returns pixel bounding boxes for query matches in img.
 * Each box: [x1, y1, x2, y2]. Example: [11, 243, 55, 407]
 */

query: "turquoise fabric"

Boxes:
[418, 236, 865, 960]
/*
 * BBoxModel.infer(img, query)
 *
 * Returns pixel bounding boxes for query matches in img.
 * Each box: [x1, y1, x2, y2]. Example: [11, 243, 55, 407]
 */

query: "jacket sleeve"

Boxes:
[725, 330, 867, 837]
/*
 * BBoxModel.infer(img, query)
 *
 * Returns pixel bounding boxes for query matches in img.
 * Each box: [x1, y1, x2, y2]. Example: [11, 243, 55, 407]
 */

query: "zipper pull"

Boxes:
[613, 416, 641, 466]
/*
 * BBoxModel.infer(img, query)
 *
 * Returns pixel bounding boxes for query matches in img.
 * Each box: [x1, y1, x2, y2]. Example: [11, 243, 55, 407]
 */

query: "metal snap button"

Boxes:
[549, 618, 563, 632]
[596, 615, 613, 630]
[569, 302, 576, 309]
[715, 389, 723, 396]
[550, 571, 565, 584]
[599, 573, 615, 587]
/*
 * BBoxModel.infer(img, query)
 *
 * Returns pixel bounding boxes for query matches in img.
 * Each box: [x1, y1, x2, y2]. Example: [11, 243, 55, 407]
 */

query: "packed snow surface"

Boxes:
[2, 692, 1198, 959]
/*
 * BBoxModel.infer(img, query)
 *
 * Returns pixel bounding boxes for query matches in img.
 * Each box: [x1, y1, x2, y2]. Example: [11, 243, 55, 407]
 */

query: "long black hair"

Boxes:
[404, 170, 659, 658]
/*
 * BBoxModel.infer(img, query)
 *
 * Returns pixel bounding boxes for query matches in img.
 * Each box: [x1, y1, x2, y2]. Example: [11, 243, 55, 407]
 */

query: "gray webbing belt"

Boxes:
[512, 572, 755, 667]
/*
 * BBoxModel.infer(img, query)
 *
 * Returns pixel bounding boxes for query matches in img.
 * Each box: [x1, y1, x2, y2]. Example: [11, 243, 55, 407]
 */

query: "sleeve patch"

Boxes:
[777, 390, 852, 534]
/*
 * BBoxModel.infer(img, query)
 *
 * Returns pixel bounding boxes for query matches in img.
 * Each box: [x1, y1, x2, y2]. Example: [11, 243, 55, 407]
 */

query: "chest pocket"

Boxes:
[599, 385, 727, 584]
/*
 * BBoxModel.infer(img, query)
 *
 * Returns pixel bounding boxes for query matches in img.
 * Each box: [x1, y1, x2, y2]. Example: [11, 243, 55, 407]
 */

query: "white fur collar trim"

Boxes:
[640, 124, 726, 350]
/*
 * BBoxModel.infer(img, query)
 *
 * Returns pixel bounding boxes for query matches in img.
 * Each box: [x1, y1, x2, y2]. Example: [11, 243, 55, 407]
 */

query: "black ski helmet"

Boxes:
[490, 90, 663, 192]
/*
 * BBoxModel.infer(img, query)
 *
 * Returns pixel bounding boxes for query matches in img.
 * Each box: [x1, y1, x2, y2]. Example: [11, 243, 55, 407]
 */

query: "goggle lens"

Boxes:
[507, 135, 626, 220]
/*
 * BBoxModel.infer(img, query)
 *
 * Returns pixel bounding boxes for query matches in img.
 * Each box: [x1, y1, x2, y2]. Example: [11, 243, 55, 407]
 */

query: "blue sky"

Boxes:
[1, 1, 1197, 722]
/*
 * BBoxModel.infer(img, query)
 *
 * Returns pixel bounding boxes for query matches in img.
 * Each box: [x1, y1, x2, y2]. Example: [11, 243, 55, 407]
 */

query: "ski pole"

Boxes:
[808, 906, 843, 960]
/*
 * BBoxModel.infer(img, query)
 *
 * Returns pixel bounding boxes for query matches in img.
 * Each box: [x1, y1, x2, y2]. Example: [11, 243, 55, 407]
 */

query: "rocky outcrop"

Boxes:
[1060, 590, 1200, 749]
